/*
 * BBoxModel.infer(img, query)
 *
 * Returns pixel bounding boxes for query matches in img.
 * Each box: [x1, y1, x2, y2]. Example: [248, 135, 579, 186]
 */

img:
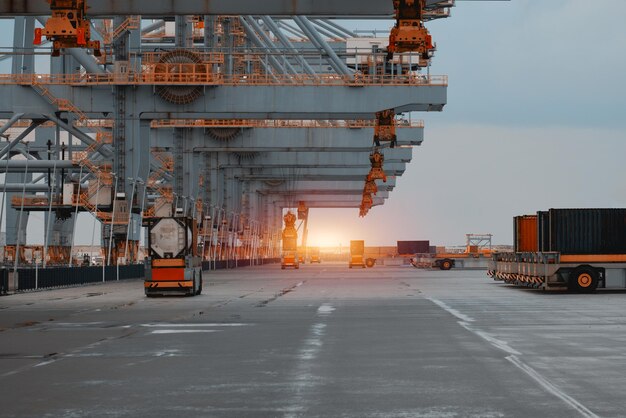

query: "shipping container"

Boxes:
[537, 211, 549, 252]
[514, 215, 538, 252]
[548, 209, 626, 255]
[397, 240, 430, 255]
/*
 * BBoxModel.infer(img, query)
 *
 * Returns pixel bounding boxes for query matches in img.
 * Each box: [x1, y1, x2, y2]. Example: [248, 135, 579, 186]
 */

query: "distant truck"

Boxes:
[309, 247, 321, 263]
[144, 216, 203, 297]
[488, 209, 626, 292]
[349, 240, 366, 268]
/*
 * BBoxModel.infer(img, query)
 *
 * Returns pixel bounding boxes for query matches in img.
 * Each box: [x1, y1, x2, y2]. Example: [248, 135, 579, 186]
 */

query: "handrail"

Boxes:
[150, 119, 425, 129]
[0, 73, 448, 87]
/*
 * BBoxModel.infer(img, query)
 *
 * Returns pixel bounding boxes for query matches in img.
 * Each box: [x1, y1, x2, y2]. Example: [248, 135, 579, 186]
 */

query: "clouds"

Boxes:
[429, 0, 626, 129]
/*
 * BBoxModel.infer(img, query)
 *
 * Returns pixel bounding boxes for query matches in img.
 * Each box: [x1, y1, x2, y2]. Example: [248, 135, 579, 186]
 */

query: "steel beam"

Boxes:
[0, 159, 75, 172]
[0, 85, 446, 119]
[0, 1, 396, 17]
[154, 127, 423, 151]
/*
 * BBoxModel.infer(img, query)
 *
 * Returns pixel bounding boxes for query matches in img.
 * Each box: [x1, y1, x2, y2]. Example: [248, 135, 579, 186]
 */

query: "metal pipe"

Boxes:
[308, 20, 344, 40]
[277, 21, 307, 39]
[14, 150, 29, 271]
[293, 16, 352, 77]
[107, 175, 118, 266]
[0, 113, 25, 138]
[16, 147, 37, 160]
[68, 165, 84, 267]
[318, 19, 358, 38]
[245, 16, 298, 75]
[0, 160, 74, 171]
[0, 121, 42, 159]
[260, 16, 316, 76]
[238, 17, 286, 81]
[0, 184, 54, 192]
[43, 160, 57, 268]
[141, 20, 165, 36]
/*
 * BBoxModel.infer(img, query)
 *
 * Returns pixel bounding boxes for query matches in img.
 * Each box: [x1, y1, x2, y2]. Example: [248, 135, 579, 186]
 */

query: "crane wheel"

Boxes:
[440, 260, 453, 271]
[568, 266, 599, 293]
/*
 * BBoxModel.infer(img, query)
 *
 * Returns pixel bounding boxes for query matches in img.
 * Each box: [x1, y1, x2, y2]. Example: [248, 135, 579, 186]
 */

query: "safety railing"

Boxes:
[151, 119, 425, 129]
[0, 72, 447, 87]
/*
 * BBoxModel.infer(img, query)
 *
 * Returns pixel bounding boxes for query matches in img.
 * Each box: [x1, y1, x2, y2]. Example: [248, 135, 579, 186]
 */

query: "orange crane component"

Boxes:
[33, 0, 101, 57]
[387, 0, 435, 62]
[281, 211, 299, 269]
[367, 151, 387, 183]
[374, 109, 397, 148]
[364, 179, 378, 195]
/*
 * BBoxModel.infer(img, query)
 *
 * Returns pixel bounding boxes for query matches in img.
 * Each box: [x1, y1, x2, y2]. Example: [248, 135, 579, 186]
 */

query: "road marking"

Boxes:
[286, 306, 334, 416]
[459, 321, 521, 356]
[33, 359, 57, 368]
[426, 297, 475, 322]
[141, 323, 250, 328]
[150, 330, 221, 334]
[431, 300, 598, 418]
[506, 355, 599, 418]
[317, 304, 335, 316]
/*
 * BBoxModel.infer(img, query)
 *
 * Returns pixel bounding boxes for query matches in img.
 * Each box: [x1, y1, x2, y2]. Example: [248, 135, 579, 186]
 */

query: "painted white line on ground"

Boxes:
[141, 323, 250, 328]
[426, 297, 475, 322]
[506, 355, 599, 418]
[459, 321, 521, 356]
[33, 359, 57, 368]
[317, 304, 335, 315]
[150, 330, 221, 335]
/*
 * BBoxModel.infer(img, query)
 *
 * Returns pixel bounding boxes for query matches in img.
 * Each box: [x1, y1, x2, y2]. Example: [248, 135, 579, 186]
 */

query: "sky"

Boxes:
[2, 1, 626, 248]
[306, 0, 626, 247]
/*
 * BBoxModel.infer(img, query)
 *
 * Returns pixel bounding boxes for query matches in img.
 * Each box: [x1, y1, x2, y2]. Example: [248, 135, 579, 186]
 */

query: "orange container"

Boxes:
[515, 215, 538, 252]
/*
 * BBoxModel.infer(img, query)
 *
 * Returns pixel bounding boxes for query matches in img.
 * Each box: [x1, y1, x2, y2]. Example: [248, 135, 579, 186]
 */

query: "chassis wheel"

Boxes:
[440, 259, 453, 271]
[568, 266, 599, 293]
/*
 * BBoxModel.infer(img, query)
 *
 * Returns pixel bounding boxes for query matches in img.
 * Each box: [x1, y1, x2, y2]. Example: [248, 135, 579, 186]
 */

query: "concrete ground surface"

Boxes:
[0, 263, 624, 418]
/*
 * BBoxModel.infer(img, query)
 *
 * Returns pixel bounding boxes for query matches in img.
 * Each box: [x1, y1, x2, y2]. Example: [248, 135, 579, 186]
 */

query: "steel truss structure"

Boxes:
[0, 1, 453, 267]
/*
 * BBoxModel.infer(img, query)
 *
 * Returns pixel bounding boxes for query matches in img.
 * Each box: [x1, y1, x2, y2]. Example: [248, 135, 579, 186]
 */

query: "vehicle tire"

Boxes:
[189, 271, 197, 296]
[281, 266, 285, 270]
[365, 258, 375, 268]
[568, 266, 599, 293]
[440, 259, 453, 271]
[196, 273, 203, 295]
[295, 265, 299, 270]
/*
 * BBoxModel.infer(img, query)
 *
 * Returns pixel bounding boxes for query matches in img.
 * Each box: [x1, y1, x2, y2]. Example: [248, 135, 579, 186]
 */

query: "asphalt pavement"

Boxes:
[1, 263, 624, 417]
